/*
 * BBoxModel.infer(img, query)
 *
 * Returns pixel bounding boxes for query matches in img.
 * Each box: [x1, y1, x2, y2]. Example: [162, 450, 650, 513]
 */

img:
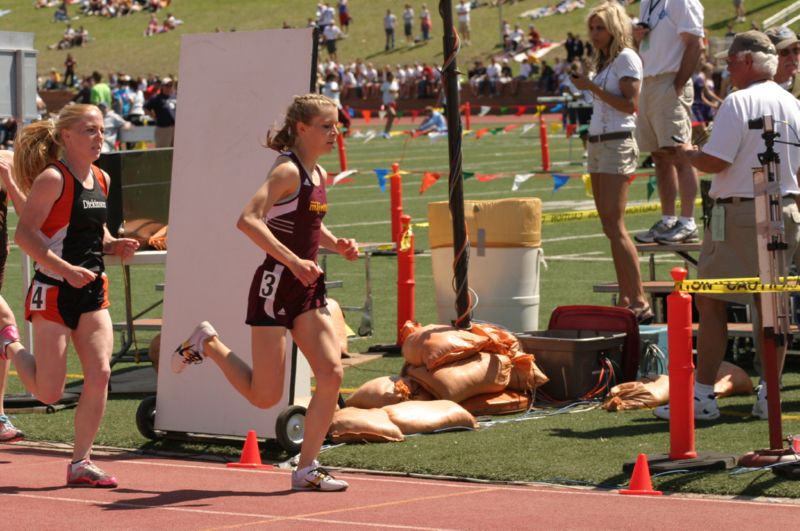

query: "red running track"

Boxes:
[2, 443, 799, 530]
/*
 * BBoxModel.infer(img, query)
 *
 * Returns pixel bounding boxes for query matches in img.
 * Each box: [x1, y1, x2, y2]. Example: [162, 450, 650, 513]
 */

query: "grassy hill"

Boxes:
[0, 0, 795, 79]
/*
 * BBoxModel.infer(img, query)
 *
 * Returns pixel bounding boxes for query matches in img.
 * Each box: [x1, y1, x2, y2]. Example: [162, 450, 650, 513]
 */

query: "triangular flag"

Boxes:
[515, 105, 526, 117]
[389, 130, 405, 137]
[378, 110, 387, 120]
[550, 103, 563, 112]
[362, 109, 371, 123]
[521, 123, 537, 134]
[479, 105, 491, 117]
[490, 127, 504, 135]
[463, 171, 475, 180]
[552, 173, 570, 192]
[499, 106, 509, 114]
[503, 123, 520, 133]
[429, 132, 446, 142]
[351, 129, 365, 138]
[419, 171, 441, 194]
[627, 173, 637, 185]
[411, 109, 420, 122]
[476, 173, 500, 182]
[331, 169, 358, 186]
[397, 110, 404, 117]
[374, 168, 389, 192]
[582, 173, 593, 197]
[536, 104, 547, 114]
[647, 175, 657, 201]
[512, 173, 535, 191]
[475, 127, 490, 140]
[363, 130, 378, 143]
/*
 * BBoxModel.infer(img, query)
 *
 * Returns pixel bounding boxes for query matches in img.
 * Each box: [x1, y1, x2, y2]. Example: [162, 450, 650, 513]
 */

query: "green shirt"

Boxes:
[90, 82, 112, 106]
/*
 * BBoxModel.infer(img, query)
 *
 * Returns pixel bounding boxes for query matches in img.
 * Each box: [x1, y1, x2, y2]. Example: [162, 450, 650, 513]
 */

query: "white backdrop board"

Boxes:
[155, 29, 314, 437]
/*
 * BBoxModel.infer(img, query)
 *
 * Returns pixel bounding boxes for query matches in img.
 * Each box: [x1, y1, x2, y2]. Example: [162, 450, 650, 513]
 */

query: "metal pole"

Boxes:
[439, 0, 471, 328]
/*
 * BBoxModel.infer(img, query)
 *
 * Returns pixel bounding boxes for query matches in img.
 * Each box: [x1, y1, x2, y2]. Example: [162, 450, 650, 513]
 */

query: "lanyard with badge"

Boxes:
[640, 0, 665, 52]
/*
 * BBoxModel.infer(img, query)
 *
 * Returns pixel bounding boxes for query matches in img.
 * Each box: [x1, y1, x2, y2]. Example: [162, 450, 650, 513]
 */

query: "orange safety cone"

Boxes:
[226, 430, 273, 469]
[620, 453, 662, 496]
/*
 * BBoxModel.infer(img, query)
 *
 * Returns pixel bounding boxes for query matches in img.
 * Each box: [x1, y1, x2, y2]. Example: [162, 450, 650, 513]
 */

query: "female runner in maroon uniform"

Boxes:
[174, 94, 358, 492]
[1, 104, 139, 487]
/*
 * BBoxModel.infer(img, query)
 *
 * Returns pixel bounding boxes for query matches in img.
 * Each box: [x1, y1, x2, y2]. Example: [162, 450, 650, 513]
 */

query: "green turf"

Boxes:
[0, 0, 792, 78]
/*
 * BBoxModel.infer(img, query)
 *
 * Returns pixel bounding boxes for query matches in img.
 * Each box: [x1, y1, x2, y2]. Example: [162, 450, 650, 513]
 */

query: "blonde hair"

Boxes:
[266, 94, 337, 152]
[13, 104, 100, 193]
[587, 1, 634, 73]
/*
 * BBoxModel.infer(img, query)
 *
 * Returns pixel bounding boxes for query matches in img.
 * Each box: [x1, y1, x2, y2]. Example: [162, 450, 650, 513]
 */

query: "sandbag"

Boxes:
[149, 333, 161, 372]
[402, 323, 492, 369]
[328, 407, 404, 443]
[383, 400, 478, 435]
[344, 375, 412, 409]
[714, 361, 753, 397]
[327, 298, 349, 355]
[603, 361, 752, 411]
[603, 375, 669, 411]
[506, 352, 549, 391]
[460, 391, 531, 417]
[470, 322, 520, 356]
[406, 352, 512, 403]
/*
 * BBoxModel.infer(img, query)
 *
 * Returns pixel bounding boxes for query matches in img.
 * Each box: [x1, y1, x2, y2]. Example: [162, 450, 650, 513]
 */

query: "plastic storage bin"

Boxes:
[516, 330, 627, 400]
[428, 198, 543, 332]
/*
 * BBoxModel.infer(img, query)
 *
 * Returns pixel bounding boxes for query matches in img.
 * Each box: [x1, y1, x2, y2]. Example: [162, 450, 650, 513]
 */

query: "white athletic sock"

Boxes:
[662, 215, 677, 226]
[695, 382, 715, 400]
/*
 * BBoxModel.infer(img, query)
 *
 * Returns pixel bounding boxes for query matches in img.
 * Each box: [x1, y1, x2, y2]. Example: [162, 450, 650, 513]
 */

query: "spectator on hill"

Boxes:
[144, 77, 176, 147]
[64, 53, 76, 88]
[323, 22, 343, 62]
[509, 24, 526, 52]
[112, 76, 133, 118]
[456, 0, 471, 45]
[403, 5, 415, 45]
[691, 62, 722, 126]
[538, 60, 556, 92]
[481, 58, 502, 97]
[89, 71, 112, 107]
[528, 24, 542, 48]
[384, 9, 397, 51]
[145, 13, 160, 36]
[53, 2, 69, 22]
[420, 4, 432, 41]
[316, 2, 335, 33]
[162, 12, 179, 31]
[43, 68, 63, 91]
[98, 102, 132, 153]
[338, 0, 350, 32]
[468, 59, 487, 96]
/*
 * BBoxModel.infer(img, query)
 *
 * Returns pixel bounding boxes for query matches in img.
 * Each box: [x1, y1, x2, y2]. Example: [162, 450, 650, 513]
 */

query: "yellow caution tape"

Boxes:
[676, 276, 800, 293]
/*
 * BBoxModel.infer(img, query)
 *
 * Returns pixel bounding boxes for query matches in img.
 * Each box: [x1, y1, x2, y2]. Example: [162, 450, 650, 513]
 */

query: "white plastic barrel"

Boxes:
[428, 198, 543, 332]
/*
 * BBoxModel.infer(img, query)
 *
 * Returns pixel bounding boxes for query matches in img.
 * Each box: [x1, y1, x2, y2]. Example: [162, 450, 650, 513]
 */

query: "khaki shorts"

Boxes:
[698, 197, 800, 303]
[636, 73, 693, 152]
[458, 20, 470, 34]
[587, 136, 639, 175]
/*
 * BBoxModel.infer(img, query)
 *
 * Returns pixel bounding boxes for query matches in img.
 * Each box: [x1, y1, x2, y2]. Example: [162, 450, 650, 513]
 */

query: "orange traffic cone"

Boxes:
[620, 453, 662, 496]
[227, 430, 273, 469]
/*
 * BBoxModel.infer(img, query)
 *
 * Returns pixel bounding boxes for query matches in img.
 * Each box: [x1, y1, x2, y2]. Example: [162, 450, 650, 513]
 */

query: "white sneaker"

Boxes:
[653, 393, 720, 421]
[292, 460, 349, 492]
[172, 321, 217, 374]
[751, 385, 771, 420]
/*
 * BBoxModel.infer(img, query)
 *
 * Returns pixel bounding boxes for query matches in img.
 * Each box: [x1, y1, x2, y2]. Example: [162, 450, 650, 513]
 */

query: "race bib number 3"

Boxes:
[259, 265, 284, 301]
[30, 281, 49, 311]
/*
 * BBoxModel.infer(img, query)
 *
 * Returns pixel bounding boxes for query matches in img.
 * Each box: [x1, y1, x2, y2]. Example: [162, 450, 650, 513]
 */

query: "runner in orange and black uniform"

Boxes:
[3, 104, 139, 488]
[25, 160, 110, 329]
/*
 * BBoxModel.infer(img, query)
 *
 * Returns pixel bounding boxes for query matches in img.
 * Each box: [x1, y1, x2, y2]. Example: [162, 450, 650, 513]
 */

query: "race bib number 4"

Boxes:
[30, 281, 49, 311]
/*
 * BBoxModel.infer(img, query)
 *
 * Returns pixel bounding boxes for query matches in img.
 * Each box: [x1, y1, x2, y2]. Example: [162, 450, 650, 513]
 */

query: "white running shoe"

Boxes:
[292, 461, 349, 492]
[653, 393, 720, 421]
[751, 385, 771, 420]
[172, 321, 217, 374]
